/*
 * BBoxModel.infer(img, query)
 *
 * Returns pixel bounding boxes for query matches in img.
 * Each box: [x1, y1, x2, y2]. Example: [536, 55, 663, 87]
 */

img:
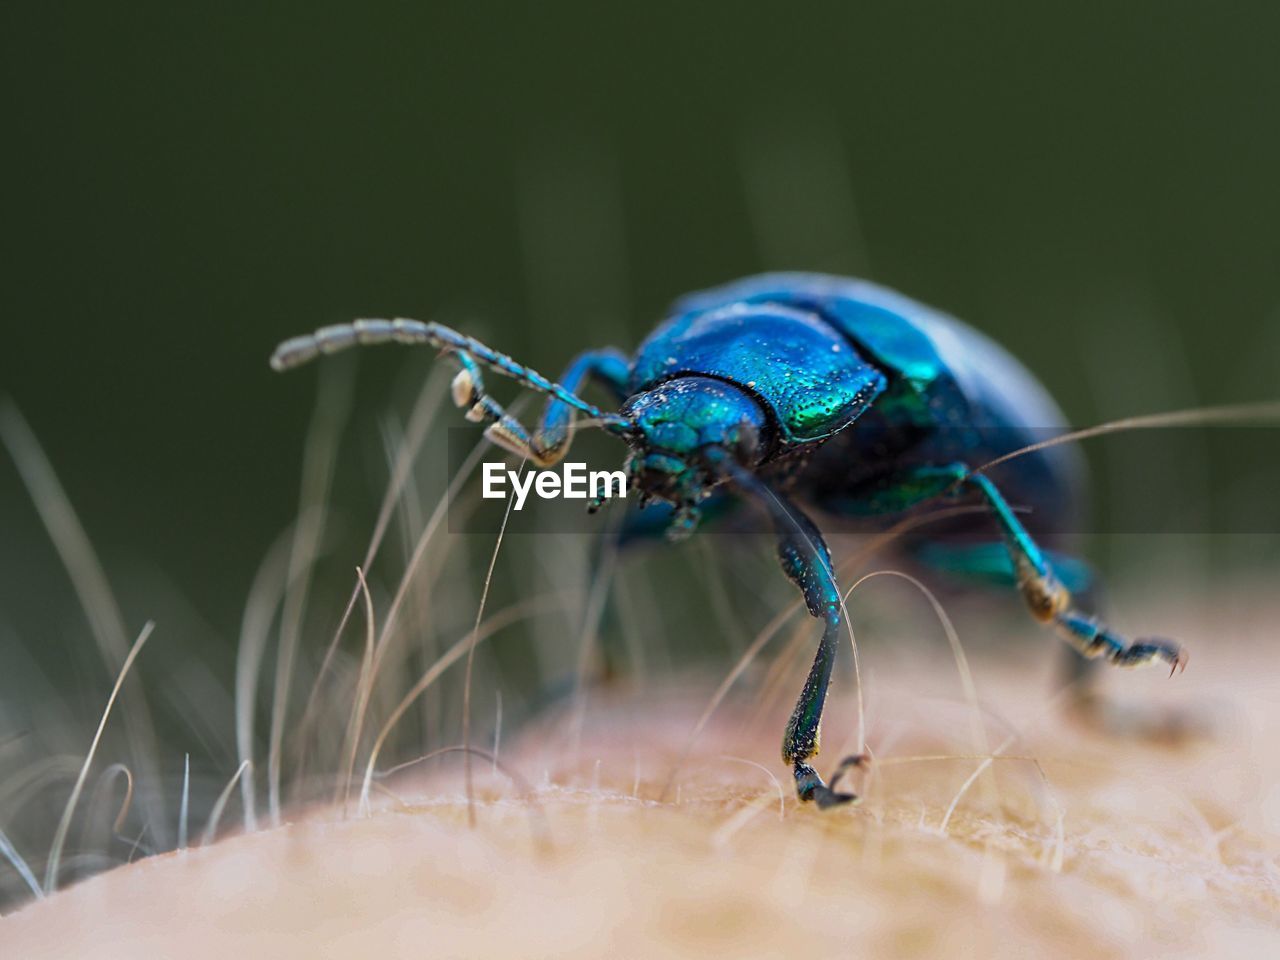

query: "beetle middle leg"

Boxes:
[912, 539, 1206, 738]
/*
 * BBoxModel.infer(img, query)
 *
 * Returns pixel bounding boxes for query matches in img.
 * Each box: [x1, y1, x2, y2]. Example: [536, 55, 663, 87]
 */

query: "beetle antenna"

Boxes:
[271, 318, 634, 434]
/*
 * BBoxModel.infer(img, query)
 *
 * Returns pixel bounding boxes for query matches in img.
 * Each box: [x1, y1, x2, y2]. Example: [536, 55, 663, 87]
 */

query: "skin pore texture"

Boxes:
[4, 586, 1279, 960]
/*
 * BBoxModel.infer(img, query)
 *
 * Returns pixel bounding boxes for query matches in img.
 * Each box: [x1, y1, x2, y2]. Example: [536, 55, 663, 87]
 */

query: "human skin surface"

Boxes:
[4, 594, 1279, 959]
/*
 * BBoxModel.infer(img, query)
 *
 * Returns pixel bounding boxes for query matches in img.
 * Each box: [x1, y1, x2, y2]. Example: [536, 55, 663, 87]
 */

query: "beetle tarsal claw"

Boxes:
[451, 369, 477, 408]
[1165, 645, 1190, 677]
[828, 754, 868, 793]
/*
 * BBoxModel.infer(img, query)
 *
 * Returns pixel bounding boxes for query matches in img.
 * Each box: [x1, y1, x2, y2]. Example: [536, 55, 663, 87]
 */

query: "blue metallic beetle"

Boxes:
[272, 273, 1186, 808]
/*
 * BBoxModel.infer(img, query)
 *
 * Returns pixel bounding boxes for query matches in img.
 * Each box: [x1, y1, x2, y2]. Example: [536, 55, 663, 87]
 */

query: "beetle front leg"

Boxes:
[450, 347, 631, 467]
[783, 614, 856, 808]
[768, 496, 860, 807]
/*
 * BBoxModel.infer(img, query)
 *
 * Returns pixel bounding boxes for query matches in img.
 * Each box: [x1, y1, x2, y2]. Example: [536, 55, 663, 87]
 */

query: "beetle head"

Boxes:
[618, 376, 769, 539]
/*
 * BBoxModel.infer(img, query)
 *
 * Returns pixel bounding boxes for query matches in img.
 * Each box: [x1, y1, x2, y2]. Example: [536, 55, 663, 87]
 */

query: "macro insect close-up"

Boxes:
[270, 273, 1193, 808]
[4, 5, 1280, 959]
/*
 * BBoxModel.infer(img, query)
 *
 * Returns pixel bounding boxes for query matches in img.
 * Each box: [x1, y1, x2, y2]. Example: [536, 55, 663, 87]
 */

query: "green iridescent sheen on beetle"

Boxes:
[629, 303, 887, 443]
[271, 273, 1189, 809]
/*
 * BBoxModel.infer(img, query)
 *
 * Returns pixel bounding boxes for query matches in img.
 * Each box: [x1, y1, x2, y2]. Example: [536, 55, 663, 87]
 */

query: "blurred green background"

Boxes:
[3, 4, 1279, 722]
[3, 2, 1280, 906]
